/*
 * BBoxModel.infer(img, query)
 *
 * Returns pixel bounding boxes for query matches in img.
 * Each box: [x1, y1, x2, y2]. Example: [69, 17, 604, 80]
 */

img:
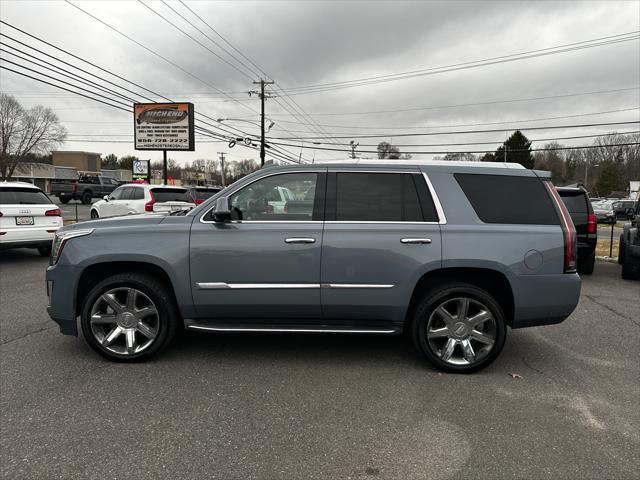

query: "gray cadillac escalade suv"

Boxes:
[46, 161, 581, 372]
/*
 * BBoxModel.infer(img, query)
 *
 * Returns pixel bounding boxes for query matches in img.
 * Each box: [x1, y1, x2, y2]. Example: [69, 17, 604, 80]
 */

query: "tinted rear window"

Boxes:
[151, 188, 191, 202]
[0, 187, 51, 205]
[558, 191, 588, 214]
[454, 173, 558, 225]
[335, 173, 427, 222]
[193, 188, 220, 200]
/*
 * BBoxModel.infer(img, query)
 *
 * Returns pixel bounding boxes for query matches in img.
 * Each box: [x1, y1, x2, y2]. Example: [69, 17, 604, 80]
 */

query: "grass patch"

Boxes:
[596, 238, 619, 258]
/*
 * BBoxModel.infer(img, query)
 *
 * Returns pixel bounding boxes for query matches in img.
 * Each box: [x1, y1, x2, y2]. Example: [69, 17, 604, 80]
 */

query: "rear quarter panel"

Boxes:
[426, 168, 579, 327]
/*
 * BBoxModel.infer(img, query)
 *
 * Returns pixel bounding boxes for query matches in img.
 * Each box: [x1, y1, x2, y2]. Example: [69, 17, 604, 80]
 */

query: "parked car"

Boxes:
[187, 186, 222, 205]
[557, 187, 597, 275]
[592, 200, 616, 224]
[0, 181, 62, 256]
[51, 174, 120, 204]
[618, 201, 640, 280]
[90, 184, 195, 219]
[46, 161, 581, 373]
[612, 200, 636, 220]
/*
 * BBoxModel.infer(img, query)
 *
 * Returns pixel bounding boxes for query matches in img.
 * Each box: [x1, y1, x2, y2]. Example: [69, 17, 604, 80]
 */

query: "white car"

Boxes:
[0, 181, 63, 256]
[90, 184, 195, 219]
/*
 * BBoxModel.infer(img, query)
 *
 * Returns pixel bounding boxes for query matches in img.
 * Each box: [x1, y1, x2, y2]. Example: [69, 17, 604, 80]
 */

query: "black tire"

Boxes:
[621, 254, 640, 280]
[59, 196, 70, 204]
[37, 246, 51, 257]
[80, 272, 179, 362]
[411, 282, 507, 373]
[577, 250, 595, 275]
[618, 235, 625, 265]
[90, 209, 99, 219]
[81, 191, 92, 204]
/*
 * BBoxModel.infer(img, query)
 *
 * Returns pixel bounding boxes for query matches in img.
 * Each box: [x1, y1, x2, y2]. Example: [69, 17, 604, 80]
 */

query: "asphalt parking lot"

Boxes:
[1, 252, 638, 480]
[47, 196, 96, 222]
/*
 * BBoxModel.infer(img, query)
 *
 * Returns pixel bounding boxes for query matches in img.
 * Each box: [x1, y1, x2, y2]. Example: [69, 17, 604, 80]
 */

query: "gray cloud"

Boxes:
[0, 0, 638, 163]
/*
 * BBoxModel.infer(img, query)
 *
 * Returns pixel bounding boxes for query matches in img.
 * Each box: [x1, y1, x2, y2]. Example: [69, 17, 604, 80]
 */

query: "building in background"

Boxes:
[52, 151, 102, 173]
[102, 169, 133, 183]
[630, 181, 640, 200]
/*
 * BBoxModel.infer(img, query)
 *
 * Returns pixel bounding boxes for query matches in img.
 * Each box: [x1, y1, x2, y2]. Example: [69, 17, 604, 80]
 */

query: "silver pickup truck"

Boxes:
[46, 161, 581, 372]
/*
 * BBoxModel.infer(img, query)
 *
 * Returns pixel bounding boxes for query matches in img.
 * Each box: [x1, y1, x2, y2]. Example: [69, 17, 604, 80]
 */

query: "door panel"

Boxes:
[189, 170, 326, 322]
[321, 170, 442, 325]
[190, 222, 323, 320]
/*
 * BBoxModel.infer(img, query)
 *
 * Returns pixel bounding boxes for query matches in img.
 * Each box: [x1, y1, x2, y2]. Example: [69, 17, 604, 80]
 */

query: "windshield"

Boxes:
[150, 188, 192, 202]
[0, 187, 52, 205]
[192, 188, 221, 201]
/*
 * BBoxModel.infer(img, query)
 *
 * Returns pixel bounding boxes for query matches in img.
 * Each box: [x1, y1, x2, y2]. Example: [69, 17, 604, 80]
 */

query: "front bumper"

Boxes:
[46, 263, 79, 336]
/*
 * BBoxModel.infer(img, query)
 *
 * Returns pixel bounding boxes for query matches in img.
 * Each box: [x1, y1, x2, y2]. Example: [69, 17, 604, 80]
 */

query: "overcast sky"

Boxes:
[1, 0, 639, 165]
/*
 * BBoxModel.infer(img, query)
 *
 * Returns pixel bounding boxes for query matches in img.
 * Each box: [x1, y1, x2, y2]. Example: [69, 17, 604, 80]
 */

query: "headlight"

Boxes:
[51, 229, 94, 264]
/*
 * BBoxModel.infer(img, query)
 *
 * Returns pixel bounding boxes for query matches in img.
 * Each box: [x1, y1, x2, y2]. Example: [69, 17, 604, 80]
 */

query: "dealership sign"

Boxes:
[132, 159, 151, 183]
[134, 103, 195, 151]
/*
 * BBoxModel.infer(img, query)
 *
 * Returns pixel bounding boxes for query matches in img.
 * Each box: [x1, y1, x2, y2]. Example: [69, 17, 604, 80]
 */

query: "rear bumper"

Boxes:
[511, 273, 581, 328]
[0, 228, 58, 250]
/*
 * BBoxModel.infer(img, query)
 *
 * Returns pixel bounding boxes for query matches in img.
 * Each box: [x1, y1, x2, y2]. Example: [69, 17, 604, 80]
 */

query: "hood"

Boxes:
[57, 214, 166, 235]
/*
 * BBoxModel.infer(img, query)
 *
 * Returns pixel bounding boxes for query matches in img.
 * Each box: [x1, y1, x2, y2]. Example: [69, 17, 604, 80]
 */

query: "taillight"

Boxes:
[587, 213, 597, 234]
[72, 181, 78, 193]
[45, 208, 62, 217]
[545, 181, 577, 273]
[145, 191, 156, 212]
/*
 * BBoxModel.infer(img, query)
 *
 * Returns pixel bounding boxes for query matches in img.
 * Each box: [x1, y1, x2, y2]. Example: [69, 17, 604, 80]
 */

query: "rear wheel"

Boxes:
[80, 273, 179, 362]
[578, 250, 595, 275]
[411, 283, 507, 373]
[81, 191, 92, 204]
[37, 246, 51, 257]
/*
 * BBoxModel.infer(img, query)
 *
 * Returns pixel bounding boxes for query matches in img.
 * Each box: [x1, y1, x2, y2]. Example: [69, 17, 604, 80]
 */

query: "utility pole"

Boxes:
[163, 150, 168, 184]
[251, 79, 274, 166]
[349, 140, 359, 159]
[217, 152, 226, 186]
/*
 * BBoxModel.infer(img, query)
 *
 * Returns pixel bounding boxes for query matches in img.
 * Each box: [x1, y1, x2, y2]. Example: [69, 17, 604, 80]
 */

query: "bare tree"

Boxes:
[0, 93, 67, 179]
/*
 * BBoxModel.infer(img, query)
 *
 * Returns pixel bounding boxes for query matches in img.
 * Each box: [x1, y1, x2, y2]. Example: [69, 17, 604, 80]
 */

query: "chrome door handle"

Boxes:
[400, 238, 432, 244]
[284, 237, 316, 244]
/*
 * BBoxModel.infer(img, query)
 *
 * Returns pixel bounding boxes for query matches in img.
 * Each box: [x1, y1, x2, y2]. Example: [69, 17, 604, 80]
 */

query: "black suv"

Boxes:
[558, 187, 597, 275]
[619, 200, 640, 280]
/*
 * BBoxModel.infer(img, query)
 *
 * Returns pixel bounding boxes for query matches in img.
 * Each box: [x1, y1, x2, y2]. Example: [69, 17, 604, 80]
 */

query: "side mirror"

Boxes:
[212, 196, 232, 223]
[103, 195, 110, 202]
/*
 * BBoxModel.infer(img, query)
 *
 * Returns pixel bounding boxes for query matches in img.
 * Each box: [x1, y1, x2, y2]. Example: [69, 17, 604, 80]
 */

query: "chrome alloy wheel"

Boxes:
[89, 287, 159, 356]
[426, 297, 497, 366]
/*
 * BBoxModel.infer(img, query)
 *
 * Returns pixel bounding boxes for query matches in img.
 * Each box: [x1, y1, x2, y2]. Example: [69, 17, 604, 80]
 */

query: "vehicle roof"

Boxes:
[119, 183, 187, 190]
[0, 181, 41, 189]
[556, 186, 587, 193]
[312, 159, 526, 169]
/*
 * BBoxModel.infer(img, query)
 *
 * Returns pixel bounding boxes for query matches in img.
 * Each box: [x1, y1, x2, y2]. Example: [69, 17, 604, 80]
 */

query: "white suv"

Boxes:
[0, 181, 63, 256]
[90, 184, 195, 219]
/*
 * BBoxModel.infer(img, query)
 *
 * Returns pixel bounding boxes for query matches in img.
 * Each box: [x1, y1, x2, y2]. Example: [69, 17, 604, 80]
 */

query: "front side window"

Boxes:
[229, 173, 318, 221]
[334, 172, 432, 222]
[109, 187, 124, 200]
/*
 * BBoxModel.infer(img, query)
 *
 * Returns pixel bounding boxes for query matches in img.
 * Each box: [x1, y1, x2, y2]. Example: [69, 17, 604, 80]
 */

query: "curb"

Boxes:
[596, 256, 618, 264]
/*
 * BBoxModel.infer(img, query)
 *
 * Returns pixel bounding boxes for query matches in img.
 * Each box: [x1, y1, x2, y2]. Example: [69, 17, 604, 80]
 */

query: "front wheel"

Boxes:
[411, 283, 507, 373]
[81, 191, 92, 204]
[90, 209, 99, 219]
[80, 273, 179, 362]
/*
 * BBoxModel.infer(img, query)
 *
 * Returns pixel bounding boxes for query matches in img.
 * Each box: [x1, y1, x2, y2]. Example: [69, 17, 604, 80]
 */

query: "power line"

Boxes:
[266, 120, 640, 141]
[240, 87, 640, 118]
[64, 1, 259, 118]
[274, 32, 640, 94]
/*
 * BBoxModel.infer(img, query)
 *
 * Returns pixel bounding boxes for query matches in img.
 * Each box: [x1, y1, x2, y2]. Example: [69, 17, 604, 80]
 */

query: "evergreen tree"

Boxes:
[495, 130, 533, 168]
